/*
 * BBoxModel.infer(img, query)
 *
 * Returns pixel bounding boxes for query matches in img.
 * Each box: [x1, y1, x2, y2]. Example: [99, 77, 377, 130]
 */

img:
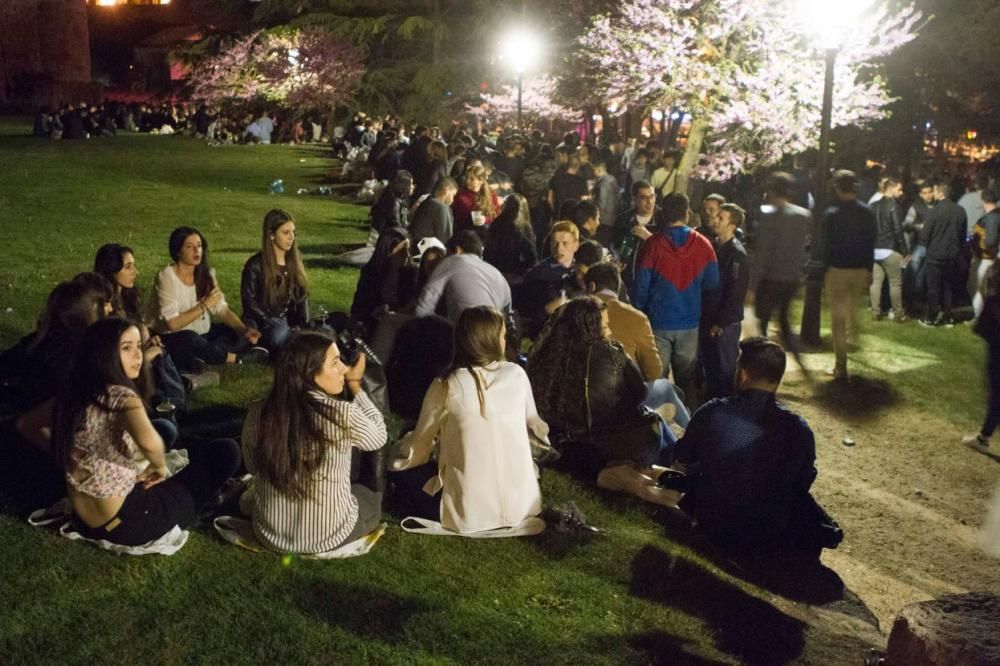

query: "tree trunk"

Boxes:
[676, 118, 708, 196]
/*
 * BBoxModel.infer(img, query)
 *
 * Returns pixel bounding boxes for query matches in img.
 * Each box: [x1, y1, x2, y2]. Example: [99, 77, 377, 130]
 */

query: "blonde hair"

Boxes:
[550, 220, 580, 241]
[464, 165, 496, 218]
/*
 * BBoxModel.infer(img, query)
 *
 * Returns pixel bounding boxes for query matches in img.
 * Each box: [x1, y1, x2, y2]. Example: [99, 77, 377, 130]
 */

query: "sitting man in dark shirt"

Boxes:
[672, 337, 842, 557]
[516, 221, 580, 337]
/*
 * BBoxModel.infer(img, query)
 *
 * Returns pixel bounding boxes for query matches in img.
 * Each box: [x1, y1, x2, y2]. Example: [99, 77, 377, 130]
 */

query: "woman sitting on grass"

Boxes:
[95, 243, 186, 410]
[240, 209, 310, 352]
[51, 318, 240, 546]
[241, 331, 387, 554]
[390, 306, 545, 534]
[153, 226, 267, 371]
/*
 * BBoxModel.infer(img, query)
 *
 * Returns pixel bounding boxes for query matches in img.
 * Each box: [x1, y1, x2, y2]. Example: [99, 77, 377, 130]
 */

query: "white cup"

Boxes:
[471, 212, 486, 226]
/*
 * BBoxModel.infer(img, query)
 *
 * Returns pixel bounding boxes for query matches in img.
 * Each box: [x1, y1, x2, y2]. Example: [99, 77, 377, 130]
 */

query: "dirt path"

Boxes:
[778, 364, 1000, 635]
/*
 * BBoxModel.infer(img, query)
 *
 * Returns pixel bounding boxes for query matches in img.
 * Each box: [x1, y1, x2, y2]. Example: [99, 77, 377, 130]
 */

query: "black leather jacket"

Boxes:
[240, 252, 309, 327]
[872, 196, 906, 254]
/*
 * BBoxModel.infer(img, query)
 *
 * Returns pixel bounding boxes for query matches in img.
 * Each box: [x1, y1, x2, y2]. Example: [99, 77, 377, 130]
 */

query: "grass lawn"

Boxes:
[0, 118, 993, 665]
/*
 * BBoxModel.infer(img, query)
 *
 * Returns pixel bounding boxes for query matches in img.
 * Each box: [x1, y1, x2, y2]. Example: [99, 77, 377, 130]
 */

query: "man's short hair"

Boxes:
[584, 262, 621, 293]
[881, 177, 901, 192]
[591, 156, 607, 170]
[575, 240, 604, 267]
[831, 170, 858, 194]
[631, 179, 654, 197]
[550, 220, 580, 241]
[983, 189, 999, 205]
[573, 200, 599, 228]
[767, 171, 796, 199]
[661, 193, 690, 224]
[703, 193, 726, 206]
[566, 153, 581, 169]
[433, 176, 458, 195]
[446, 230, 484, 257]
[720, 203, 745, 228]
[738, 337, 786, 385]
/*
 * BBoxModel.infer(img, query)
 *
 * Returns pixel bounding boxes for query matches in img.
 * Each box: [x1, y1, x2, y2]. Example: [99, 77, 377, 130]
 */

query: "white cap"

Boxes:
[416, 236, 446, 258]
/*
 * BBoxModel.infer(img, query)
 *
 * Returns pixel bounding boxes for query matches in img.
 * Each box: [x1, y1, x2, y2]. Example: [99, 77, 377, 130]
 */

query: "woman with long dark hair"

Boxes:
[527, 297, 670, 478]
[416, 140, 448, 199]
[241, 331, 387, 553]
[240, 209, 310, 352]
[452, 165, 499, 234]
[484, 193, 538, 282]
[152, 226, 266, 370]
[351, 225, 412, 331]
[51, 318, 239, 546]
[370, 170, 414, 234]
[390, 306, 544, 534]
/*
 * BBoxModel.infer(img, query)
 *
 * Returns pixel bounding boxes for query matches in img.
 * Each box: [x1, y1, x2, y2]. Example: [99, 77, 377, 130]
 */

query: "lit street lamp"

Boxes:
[498, 27, 543, 128]
[795, 0, 874, 347]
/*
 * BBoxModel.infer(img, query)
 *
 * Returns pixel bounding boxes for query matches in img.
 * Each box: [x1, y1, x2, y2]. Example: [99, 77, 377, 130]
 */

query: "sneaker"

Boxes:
[962, 434, 991, 453]
[895, 313, 910, 324]
[872, 312, 883, 322]
[236, 346, 270, 365]
[918, 319, 939, 328]
[182, 369, 220, 390]
[825, 367, 848, 380]
[942, 317, 956, 328]
[190, 357, 208, 374]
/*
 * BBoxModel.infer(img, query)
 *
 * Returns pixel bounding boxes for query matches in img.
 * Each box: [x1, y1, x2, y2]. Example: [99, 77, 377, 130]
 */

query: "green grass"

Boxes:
[0, 118, 973, 665]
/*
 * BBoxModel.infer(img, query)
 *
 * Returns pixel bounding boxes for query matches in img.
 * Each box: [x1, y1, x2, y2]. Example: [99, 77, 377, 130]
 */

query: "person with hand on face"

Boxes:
[153, 226, 267, 371]
[241, 209, 310, 352]
[518, 221, 581, 336]
[51, 318, 240, 547]
[241, 331, 387, 554]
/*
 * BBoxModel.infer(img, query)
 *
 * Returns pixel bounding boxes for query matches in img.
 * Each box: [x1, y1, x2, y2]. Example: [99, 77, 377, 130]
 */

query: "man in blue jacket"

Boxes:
[633, 193, 719, 403]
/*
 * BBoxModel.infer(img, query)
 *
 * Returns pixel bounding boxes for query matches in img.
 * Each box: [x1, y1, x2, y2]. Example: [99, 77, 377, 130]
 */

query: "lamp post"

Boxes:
[498, 27, 542, 129]
[795, 0, 873, 347]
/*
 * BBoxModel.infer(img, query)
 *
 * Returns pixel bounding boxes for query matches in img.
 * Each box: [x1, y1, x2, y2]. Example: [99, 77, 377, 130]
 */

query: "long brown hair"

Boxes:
[445, 306, 505, 418]
[261, 209, 308, 311]
[527, 296, 607, 424]
[464, 165, 496, 218]
[253, 331, 343, 500]
[168, 227, 214, 299]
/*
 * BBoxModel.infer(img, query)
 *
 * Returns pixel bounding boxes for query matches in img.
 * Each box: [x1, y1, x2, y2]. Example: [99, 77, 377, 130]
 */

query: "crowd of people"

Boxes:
[6, 112, 1000, 564]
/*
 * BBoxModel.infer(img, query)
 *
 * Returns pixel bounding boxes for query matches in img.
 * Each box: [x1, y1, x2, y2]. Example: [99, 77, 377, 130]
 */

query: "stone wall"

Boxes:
[0, 0, 94, 108]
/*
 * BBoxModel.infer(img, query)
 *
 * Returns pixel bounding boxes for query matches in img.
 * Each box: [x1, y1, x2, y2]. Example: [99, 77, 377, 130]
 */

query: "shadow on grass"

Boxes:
[789, 375, 901, 422]
[295, 580, 432, 642]
[623, 631, 731, 665]
[630, 545, 806, 665]
[966, 445, 1000, 464]
[182, 404, 246, 443]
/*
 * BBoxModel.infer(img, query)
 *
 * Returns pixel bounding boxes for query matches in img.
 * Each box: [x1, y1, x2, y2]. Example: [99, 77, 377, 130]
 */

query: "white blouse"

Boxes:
[153, 264, 227, 335]
[391, 361, 546, 534]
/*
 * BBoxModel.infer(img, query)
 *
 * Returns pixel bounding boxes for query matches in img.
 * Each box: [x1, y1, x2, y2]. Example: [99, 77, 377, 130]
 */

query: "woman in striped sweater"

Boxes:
[241, 331, 387, 554]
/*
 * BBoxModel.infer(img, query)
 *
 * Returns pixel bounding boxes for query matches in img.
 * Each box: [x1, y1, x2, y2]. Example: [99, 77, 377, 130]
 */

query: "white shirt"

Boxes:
[390, 362, 545, 534]
[153, 264, 226, 335]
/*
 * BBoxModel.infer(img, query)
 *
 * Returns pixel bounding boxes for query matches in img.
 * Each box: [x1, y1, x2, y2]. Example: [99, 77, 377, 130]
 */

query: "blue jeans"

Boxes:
[643, 379, 690, 428]
[653, 327, 700, 402]
[256, 316, 292, 352]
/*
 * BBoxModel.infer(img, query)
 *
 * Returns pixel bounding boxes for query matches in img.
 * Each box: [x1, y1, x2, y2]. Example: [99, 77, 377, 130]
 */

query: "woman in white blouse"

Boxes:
[152, 226, 266, 371]
[390, 306, 545, 534]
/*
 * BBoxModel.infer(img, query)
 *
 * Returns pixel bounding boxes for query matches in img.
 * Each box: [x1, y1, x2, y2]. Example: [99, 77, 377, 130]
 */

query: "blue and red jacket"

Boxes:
[632, 225, 719, 330]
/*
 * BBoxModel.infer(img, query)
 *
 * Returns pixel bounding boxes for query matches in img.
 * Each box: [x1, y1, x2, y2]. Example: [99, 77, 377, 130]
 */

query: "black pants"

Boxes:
[756, 280, 799, 347]
[74, 438, 240, 546]
[160, 324, 248, 371]
[701, 321, 741, 400]
[925, 259, 964, 321]
[983, 345, 1000, 437]
[389, 462, 441, 521]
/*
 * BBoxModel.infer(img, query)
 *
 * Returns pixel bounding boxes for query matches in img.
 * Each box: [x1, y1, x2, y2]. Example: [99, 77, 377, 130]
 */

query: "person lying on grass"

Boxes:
[241, 331, 387, 554]
[51, 318, 239, 547]
[152, 226, 268, 371]
[390, 306, 545, 534]
[240, 209, 310, 353]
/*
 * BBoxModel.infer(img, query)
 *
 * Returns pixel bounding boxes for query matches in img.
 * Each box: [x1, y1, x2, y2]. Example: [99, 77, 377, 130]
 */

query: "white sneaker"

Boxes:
[962, 434, 991, 453]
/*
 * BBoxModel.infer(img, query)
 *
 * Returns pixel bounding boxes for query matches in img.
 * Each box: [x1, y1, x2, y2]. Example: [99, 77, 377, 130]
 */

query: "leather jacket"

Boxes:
[240, 252, 309, 327]
[872, 197, 907, 254]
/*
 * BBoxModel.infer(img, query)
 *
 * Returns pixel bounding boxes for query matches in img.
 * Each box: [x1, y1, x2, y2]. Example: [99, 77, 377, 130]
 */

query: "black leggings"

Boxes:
[160, 325, 248, 371]
[74, 438, 240, 546]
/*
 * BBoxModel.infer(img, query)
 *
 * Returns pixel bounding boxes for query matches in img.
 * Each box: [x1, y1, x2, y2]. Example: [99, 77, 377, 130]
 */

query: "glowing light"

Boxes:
[794, 0, 875, 49]
[96, 0, 121, 5]
[651, 109, 664, 121]
[287, 48, 300, 66]
[967, 130, 978, 141]
[498, 27, 544, 75]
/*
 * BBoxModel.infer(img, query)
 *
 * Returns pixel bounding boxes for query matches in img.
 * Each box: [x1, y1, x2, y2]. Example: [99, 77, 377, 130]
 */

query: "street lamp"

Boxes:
[794, 0, 874, 347]
[498, 27, 543, 129]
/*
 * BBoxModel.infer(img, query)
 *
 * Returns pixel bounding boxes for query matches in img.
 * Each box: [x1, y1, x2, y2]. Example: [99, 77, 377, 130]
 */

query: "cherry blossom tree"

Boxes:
[580, 0, 922, 190]
[189, 27, 364, 123]
[469, 76, 582, 126]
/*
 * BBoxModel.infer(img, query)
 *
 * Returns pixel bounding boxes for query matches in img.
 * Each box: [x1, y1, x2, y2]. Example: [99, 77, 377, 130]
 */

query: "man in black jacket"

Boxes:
[871, 178, 909, 322]
[919, 183, 968, 327]
[701, 204, 749, 399]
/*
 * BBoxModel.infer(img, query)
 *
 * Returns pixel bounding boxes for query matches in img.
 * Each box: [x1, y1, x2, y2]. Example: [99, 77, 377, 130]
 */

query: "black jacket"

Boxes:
[920, 199, 967, 261]
[872, 197, 906, 254]
[702, 236, 749, 327]
[240, 253, 309, 328]
[821, 199, 876, 269]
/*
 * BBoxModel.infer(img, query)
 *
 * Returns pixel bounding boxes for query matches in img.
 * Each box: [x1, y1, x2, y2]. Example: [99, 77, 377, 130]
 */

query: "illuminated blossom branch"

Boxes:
[471, 76, 582, 125]
[189, 28, 365, 113]
[580, 0, 922, 183]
